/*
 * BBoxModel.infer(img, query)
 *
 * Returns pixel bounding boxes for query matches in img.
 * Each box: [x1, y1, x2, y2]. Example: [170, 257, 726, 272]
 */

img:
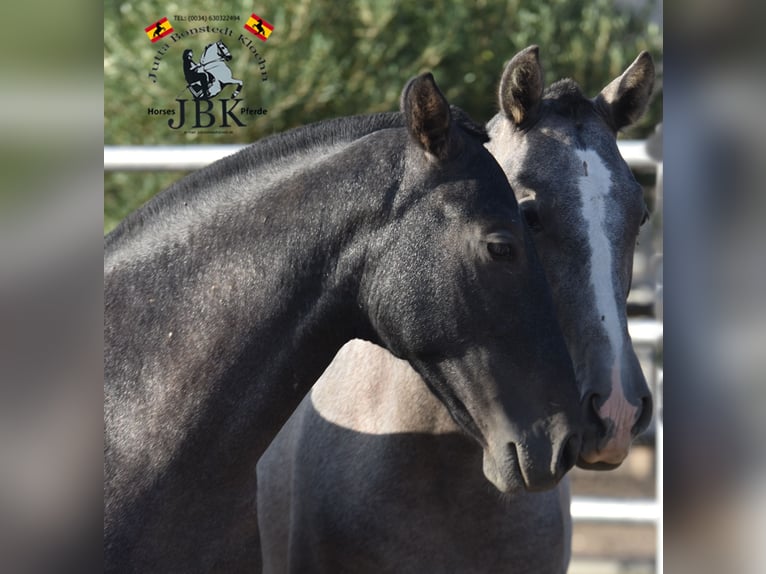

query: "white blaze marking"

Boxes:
[576, 149, 637, 462]
[576, 149, 623, 362]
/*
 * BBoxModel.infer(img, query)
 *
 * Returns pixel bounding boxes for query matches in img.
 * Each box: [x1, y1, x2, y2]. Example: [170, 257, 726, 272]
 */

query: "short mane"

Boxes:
[541, 78, 595, 121]
[105, 112, 403, 249]
[106, 108, 487, 249]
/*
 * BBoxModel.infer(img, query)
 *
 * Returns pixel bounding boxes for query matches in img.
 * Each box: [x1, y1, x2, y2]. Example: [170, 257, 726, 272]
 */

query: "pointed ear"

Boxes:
[498, 45, 544, 127]
[401, 73, 452, 160]
[595, 51, 655, 131]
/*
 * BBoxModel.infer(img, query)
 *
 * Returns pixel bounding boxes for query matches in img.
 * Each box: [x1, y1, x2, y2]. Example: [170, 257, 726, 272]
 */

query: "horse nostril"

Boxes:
[631, 395, 654, 437]
[557, 433, 580, 477]
[582, 392, 612, 444]
[585, 392, 606, 423]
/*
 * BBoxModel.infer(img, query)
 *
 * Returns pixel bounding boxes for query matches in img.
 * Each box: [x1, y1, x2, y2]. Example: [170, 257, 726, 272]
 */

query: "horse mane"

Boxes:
[193, 106, 486, 189]
[106, 107, 488, 248]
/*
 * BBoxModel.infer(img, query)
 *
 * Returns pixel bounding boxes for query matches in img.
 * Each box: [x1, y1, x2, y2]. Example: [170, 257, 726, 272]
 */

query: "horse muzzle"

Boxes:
[576, 348, 653, 468]
[482, 431, 581, 493]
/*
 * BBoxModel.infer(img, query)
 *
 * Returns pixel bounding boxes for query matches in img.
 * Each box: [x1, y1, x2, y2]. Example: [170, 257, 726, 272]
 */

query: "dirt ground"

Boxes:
[569, 445, 658, 573]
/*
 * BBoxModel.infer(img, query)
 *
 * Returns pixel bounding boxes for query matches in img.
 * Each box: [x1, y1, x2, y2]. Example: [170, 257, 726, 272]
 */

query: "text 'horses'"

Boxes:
[104, 73, 581, 572]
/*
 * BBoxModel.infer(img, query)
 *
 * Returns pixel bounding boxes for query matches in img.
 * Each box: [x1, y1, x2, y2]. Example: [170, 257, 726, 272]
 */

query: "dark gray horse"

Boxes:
[104, 73, 582, 572]
[257, 48, 655, 573]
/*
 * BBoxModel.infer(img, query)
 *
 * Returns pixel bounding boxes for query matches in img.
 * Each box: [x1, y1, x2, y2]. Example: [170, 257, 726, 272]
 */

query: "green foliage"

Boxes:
[104, 0, 662, 233]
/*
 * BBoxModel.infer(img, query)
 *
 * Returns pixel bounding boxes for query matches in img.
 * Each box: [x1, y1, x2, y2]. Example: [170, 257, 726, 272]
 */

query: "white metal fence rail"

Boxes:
[103, 141, 658, 172]
[103, 143, 663, 536]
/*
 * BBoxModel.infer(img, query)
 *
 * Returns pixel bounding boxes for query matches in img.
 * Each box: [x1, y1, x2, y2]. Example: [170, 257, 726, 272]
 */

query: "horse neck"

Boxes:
[104, 122, 418, 565]
[104, 133, 403, 467]
[202, 46, 216, 62]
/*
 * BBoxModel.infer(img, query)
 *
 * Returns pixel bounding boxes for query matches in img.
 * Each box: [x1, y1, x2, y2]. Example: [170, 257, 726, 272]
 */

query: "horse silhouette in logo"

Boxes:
[152, 21, 165, 39]
[252, 18, 266, 35]
[182, 41, 243, 100]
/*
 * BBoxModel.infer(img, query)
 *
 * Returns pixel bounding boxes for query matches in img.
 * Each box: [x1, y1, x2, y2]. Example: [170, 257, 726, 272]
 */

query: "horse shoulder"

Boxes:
[258, 339, 464, 572]
[258, 340, 573, 573]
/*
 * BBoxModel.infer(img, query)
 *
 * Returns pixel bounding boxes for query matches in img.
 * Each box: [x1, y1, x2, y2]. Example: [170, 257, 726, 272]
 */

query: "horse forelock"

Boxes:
[542, 79, 596, 123]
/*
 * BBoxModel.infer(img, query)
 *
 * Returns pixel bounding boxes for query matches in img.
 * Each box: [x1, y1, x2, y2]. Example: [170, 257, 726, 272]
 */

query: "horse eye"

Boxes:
[487, 241, 513, 258]
[520, 203, 542, 232]
[640, 206, 650, 227]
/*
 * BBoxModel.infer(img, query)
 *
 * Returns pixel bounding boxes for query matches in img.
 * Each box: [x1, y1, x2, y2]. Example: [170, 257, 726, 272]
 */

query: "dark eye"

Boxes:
[640, 206, 650, 227]
[487, 241, 513, 258]
[520, 202, 542, 232]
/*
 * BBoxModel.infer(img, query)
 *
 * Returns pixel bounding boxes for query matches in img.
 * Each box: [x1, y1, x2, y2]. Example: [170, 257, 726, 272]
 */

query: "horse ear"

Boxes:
[595, 51, 655, 132]
[499, 45, 544, 127]
[401, 73, 452, 160]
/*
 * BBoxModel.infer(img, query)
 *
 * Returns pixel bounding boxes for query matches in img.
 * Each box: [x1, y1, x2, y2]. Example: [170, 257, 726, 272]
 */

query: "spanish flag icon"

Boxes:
[244, 13, 274, 42]
[145, 17, 173, 43]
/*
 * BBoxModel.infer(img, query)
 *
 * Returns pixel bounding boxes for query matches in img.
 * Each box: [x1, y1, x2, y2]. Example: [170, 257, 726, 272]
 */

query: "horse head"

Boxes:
[363, 73, 582, 492]
[200, 41, 232, 65]
[216, 41, 232, 61]
[486, 46, 655, 468]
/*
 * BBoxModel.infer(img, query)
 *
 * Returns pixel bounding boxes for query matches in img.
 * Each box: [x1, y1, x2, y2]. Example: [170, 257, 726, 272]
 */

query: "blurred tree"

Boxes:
[104, 0, 662, 232]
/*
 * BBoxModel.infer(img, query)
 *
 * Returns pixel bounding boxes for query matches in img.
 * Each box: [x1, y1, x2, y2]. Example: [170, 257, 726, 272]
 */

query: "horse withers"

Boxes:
[257, 48, 656, 572]
[104, 73, 580, 572]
